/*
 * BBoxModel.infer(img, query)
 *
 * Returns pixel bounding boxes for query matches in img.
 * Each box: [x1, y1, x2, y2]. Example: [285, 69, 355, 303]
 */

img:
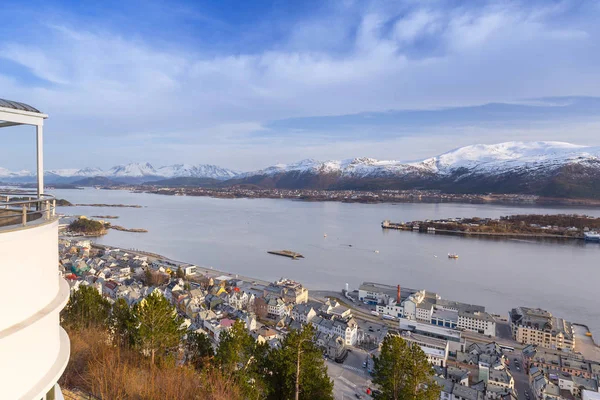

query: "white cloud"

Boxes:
[0, 1, 599, 170]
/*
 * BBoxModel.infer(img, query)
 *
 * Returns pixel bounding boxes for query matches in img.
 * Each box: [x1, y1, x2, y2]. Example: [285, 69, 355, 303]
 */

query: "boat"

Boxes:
[584, 232, 600, 242]
[374, 250, 379, 253]
[324, 233, 327, 238]
[448, 253, 459, 259]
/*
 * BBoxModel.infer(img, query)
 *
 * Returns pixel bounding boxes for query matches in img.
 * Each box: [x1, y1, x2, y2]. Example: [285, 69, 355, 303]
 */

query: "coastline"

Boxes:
[87, 240, 600, 359]
[100, 186, 600, 208]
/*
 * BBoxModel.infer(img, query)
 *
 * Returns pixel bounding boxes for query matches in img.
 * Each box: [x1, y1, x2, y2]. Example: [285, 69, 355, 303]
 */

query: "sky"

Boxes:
[1, 0, 600, 171]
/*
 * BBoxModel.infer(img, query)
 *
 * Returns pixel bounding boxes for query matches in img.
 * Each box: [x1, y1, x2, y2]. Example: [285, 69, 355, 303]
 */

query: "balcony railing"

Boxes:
[0, 192, 56, 228]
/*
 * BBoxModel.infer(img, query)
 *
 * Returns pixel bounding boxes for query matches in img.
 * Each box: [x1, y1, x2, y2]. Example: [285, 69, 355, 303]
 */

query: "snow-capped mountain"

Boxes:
[3, 142, 600, 197]
[0, 162, 238, 183]
[232, 141, 600, 196]
[108, 163, 159, 178]
[156, 164, 238, 179]
[46, 167, 104, 178]
[415, 141, 594, 174]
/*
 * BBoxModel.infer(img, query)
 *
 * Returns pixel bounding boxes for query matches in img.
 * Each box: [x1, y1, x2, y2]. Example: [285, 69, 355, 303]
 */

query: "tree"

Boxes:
[266, 325, 333, 400]
[372, 335, 440, 400]
[62, 285, 111, 330]
[109, 298, 138, 348]
[215, 321, 267, 398]
[176, 266, 185, 279]
[186, 331, 214, 370]
[133, 291, 184, 365]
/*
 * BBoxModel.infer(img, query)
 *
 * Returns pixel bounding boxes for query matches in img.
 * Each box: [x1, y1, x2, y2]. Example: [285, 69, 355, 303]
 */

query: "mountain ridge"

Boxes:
[4, 141, 600, 198]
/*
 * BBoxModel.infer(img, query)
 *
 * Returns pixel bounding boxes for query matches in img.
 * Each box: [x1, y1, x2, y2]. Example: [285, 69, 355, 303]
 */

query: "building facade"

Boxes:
[510, 307, 574, 351]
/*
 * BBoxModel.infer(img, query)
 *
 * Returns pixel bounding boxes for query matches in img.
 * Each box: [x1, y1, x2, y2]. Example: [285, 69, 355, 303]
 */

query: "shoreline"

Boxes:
[97, 186, 600, 208]
[87, 240, 600, 355]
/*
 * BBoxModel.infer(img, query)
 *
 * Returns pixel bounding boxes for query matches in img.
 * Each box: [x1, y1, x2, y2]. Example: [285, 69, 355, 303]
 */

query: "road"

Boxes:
[326, 348, 374, 400]
[506, 350, 531, 400]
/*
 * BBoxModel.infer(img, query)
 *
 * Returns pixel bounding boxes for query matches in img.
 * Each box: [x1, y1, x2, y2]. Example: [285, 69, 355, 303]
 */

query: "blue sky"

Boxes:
[1, 0, 600, 171]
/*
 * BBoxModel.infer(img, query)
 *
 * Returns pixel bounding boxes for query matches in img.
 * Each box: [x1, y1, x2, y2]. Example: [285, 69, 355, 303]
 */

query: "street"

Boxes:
[506, 350, 531, 399]
[326, 348, 374, 399]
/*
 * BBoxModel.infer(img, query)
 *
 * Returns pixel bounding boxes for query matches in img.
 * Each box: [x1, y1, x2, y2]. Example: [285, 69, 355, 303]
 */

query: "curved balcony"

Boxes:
[0, 192, 57, 229]
[0, 193, 70, 400]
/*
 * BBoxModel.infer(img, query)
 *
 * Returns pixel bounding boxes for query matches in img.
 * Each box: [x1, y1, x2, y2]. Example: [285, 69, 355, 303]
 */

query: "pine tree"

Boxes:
[109, 298, 138, 348]
[62, 285, 111, 330]
[215, 320, 267, 398]
[372, 335, 440, 400]
[266, 324, 333, 400]
[133, 291, 184, 365]
[176, 266, 185, 279]
[186, 330, 214, 370]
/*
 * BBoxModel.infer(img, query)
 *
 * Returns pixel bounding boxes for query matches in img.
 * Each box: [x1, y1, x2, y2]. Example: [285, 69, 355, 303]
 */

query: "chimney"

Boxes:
[397, 285, 401, 304]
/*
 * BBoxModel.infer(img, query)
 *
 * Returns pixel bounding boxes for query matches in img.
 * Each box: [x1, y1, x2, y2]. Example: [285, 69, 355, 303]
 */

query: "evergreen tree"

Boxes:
[109, 298, 138, 348]
[62, 285, 111, 330]
[133, 291, 184, 365]
[186, 330, 214, 370]
[215, 320, 267, 398]
[266, 324, 333, 400]
[176, 266, 185, 279]
[372, 335, 440, 400]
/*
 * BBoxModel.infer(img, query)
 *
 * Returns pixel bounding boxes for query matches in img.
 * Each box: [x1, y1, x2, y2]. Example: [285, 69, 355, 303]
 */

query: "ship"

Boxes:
[448, 253, 459, 259]
[584, 232, 600, 242]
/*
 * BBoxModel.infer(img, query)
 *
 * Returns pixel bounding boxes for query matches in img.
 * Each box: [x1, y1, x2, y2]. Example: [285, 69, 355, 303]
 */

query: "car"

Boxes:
[516, 366, 521, 371]
[363, 362, 367, 368]
[355, 394, 362, 399]
[368, 328, 374, 332]
[524, 392, 530, 399]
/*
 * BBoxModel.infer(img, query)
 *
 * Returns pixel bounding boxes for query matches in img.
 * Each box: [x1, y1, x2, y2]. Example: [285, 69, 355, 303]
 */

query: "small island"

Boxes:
[66, 216, 147, 236]
[109, 225, 148, 233]
[56, 199, 73, 206]
[75, 203, 142, 208]
[67, 217, 107, 236]
[268, 250, 304, 259]
[92, 215, 119, 219]
[382, 214, 600, 240]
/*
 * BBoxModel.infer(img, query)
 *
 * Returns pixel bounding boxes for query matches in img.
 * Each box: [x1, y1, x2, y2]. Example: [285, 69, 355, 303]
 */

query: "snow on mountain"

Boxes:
[239, 141, 600, 182]
[414, 141, 599, 175]
[2, 141, 600, 185]
[242, 157, 429, 179]
[108, 162, 159, 178]
[46, 167, 105, 177]
[0, 167, 31, 178]
[156, 164, 238, 180]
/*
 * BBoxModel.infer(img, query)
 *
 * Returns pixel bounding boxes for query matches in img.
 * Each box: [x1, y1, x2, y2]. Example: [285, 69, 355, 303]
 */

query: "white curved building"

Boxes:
[0, 99, 70, 400]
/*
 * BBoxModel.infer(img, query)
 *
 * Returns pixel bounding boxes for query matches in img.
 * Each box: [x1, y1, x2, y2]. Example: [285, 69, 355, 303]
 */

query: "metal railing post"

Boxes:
[45, 200, 50, 220]
[22, 204, 27, 226]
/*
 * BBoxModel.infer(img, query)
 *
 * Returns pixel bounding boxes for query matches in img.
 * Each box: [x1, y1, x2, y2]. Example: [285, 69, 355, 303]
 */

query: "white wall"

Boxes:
[0, 220, 70, 400]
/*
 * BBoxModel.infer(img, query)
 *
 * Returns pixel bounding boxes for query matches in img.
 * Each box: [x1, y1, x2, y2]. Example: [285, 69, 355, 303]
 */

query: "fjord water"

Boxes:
[54, 188, 600, 337]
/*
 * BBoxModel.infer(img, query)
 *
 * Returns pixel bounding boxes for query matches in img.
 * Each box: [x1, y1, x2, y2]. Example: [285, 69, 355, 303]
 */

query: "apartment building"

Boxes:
[509, 307, 574, 350]
[457, 310, 496, 336]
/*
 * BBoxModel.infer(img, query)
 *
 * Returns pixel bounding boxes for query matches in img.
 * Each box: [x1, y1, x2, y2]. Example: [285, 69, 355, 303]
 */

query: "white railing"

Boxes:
[0, 192, 56, 227]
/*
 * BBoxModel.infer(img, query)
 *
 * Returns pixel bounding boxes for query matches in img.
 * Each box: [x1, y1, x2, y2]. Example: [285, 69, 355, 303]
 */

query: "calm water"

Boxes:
[53, 188, 600, 337]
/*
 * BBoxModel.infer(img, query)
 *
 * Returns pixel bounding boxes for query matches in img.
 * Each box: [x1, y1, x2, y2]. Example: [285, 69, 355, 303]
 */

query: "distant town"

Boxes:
[60, 238, 600, 400]
[382, 214, 600, 241]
